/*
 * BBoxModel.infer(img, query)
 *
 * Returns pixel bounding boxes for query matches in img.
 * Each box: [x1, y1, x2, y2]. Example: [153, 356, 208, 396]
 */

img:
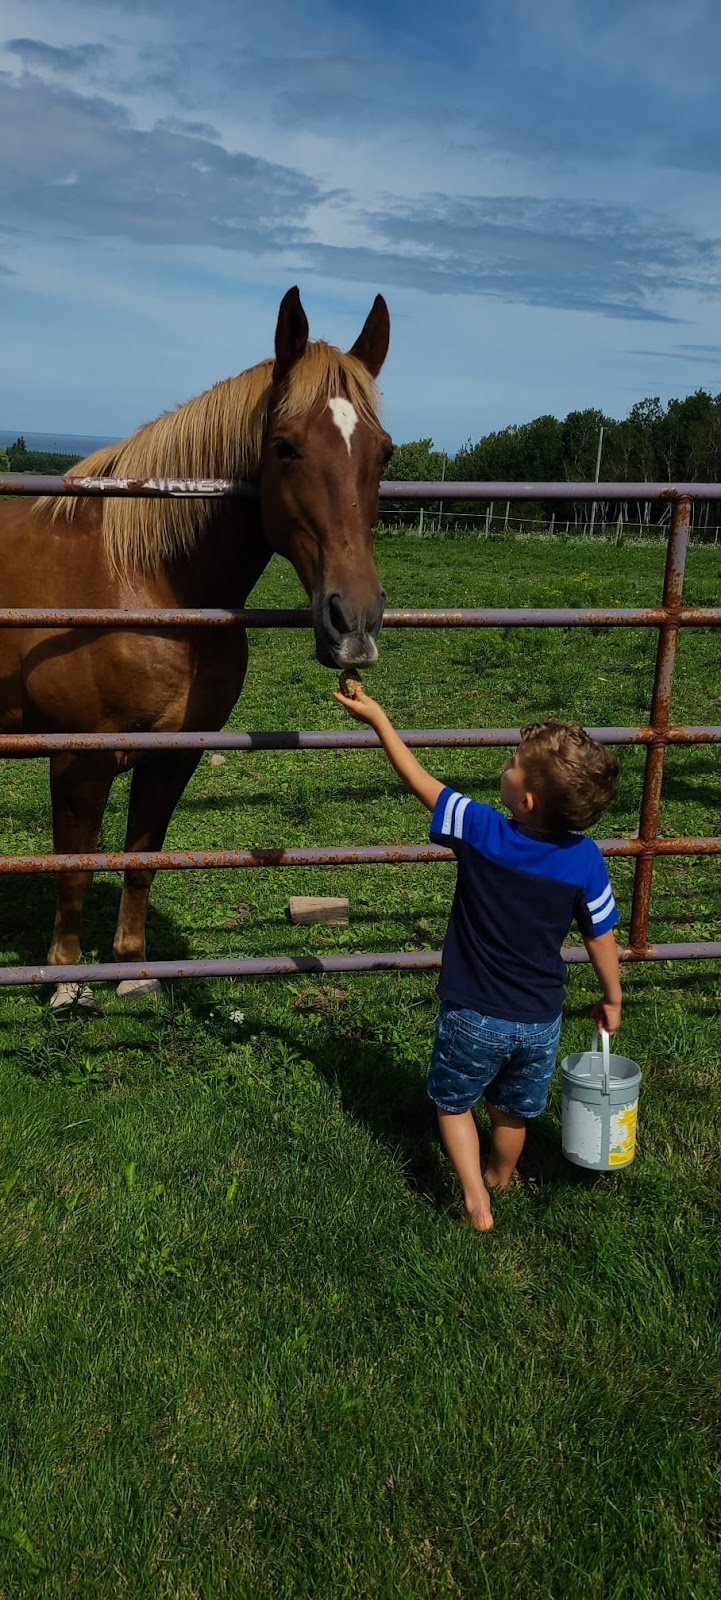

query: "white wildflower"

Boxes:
[229, 1009, 246, 1024]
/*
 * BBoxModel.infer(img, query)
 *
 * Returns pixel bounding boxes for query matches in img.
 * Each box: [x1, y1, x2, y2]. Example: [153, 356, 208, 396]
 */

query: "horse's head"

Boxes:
[260, 287, 391, 668]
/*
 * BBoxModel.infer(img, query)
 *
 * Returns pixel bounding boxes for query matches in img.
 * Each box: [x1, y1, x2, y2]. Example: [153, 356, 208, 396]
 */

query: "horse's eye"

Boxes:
[381, 438, 394, 465]
[273, 437, 300, 463]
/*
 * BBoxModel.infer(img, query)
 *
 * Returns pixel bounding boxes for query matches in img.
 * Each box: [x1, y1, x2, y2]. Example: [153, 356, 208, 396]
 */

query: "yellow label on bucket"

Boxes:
[608, 1104, 638, 1165]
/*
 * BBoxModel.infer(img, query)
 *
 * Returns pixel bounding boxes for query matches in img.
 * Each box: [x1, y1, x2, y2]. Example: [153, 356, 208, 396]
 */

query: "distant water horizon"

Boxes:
[0, 428, 118, 456]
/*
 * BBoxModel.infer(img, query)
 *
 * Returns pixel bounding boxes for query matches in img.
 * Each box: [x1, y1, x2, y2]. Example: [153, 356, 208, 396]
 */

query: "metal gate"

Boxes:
[0, 475, 719, 988]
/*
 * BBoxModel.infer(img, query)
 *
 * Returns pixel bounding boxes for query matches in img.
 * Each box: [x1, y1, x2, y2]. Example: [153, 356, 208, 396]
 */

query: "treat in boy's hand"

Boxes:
[338, 670, 363, 699]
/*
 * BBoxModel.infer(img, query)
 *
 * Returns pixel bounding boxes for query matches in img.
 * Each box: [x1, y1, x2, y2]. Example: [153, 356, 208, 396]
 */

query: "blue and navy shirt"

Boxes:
[430, 787, 619, 1022]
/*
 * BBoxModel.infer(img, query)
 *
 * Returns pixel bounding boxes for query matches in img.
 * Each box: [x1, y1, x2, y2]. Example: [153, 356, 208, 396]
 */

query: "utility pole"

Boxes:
[589, 425, 604, 536]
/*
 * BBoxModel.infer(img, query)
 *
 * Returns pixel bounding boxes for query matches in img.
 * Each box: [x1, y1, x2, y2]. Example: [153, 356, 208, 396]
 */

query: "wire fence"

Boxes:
[377, 508, 721, 544]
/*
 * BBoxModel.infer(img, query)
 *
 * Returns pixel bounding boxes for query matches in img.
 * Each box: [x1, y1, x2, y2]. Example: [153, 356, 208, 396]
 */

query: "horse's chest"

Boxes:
[21, 631, 194, 729]
[19, 629, 245, 732]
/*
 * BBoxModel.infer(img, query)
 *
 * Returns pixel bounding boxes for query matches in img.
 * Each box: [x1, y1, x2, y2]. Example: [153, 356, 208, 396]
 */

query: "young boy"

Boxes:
[333, 683, 622, 1231]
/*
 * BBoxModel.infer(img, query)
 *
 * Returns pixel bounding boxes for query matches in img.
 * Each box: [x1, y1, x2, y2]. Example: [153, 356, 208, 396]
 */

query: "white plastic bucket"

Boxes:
[561, 1027, 641, 1171]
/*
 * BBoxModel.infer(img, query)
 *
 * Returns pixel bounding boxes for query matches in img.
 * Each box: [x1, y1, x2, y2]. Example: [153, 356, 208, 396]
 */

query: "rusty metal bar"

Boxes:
[628, 497, 692, 954]
[1, 606, 720, 630]
[1, 724, 720, 756]
[0, 942, 720, 989]
[0, 474, 260, 500]
[383, 609, 721, 628]
[0, 844, 454, 874]
[382, 482, 721, 502]
[4, 475, 721, 501]
[0, 607, 308, 629]
[0, 836, 719, 874]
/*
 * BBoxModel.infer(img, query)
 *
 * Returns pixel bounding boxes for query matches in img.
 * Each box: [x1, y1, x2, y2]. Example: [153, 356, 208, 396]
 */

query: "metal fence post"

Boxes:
[628, 496, 692, 952]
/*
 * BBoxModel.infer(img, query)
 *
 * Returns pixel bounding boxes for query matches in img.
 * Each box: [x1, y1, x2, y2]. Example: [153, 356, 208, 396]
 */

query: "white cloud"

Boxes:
[0, 71, 323, 252]
[1, 0, 720, 446]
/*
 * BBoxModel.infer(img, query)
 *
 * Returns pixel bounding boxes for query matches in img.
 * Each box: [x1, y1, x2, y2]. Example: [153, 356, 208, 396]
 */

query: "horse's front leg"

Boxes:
[47, 752, 117, 1011]
[113, 751, 203, 997]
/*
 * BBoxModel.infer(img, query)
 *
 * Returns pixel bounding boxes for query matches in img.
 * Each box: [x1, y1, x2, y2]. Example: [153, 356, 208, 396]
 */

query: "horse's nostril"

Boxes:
[327, 593, 350, 636]
[323, 588, 385, 645]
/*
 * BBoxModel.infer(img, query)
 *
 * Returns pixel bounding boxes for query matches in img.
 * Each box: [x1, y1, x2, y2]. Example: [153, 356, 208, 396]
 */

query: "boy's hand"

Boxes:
[333, 683, 386, 728]
[591, 999, 622, 1036]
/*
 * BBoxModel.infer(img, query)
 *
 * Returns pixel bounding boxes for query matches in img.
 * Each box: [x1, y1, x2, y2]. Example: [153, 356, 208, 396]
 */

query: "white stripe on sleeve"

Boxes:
[590, 897, 616, 926]
[453, 796, 471, 839]
[587, 884, 613, 914]
[441, 791, 463, 837]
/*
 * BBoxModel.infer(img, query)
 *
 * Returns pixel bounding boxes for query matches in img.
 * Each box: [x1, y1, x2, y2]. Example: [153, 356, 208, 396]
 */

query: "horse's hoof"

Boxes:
[49, 982, 103, 1016]
[116, 978, 164, 999]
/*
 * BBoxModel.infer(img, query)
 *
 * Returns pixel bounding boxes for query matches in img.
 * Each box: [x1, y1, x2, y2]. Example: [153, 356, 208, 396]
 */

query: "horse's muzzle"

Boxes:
[314, 588, 385, 668]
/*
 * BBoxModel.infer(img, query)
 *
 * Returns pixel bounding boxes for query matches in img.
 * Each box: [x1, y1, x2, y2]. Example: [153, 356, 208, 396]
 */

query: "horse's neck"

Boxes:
[162, 503, 271, 606]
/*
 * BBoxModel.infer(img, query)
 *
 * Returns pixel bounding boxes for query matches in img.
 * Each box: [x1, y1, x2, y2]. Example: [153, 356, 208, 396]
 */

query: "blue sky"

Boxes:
[1, 0, 720, 451]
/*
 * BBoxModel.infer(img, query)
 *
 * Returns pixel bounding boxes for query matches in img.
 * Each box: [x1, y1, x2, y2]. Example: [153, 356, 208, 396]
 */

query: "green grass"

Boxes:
[1, 533, 720, 1598]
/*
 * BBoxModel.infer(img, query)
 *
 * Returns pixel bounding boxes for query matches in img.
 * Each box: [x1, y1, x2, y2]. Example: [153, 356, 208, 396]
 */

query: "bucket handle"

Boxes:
[591, 1025, 611, 1094]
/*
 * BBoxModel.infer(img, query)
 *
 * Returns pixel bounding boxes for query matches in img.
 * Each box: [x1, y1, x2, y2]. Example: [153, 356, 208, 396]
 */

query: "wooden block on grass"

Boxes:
[289, 896, 349, 926]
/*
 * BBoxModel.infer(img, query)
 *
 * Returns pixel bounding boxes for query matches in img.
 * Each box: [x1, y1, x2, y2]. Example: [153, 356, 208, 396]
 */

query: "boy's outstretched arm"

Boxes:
[333, 685, 444, 811]
[582, 928, 622, 1035]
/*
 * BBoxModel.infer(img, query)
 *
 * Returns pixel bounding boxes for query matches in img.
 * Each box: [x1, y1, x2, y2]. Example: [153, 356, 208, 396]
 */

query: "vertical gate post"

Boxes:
[628, 496, 692, 951]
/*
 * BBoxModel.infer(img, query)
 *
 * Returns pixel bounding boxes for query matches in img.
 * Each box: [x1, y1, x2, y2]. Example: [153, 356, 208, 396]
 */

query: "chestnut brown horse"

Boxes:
[0, 287, 391, 1005]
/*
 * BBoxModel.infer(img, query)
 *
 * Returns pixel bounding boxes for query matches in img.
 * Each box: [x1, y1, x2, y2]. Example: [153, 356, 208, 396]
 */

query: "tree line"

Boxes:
[1, 437, 84, 474]
[383, 389, 721, 531]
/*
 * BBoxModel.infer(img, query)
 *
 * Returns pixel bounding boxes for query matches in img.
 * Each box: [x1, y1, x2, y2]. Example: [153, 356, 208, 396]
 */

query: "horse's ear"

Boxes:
[348, 295, 390, 377]
[273, 286, 309, 382]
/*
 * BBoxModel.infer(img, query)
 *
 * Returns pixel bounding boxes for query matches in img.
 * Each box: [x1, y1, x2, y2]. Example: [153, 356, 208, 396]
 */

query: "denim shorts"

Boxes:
[428, 1002, 562, 1119]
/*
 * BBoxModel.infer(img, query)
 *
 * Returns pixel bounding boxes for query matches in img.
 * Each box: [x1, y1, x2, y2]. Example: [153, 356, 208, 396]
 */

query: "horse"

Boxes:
[0, 287, 391, 1007]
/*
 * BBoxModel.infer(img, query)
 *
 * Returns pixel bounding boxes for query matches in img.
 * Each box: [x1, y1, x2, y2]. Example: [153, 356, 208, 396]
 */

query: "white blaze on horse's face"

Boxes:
[328, 397, 358, 455]
[262, 287, 391, 669]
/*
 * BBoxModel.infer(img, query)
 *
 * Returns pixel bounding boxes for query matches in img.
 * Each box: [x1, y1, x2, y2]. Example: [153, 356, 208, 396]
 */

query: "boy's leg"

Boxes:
[483, 1015, 562, 1189]
[484, 1103, 526, 1190]
[436, 1108, 494, 1231]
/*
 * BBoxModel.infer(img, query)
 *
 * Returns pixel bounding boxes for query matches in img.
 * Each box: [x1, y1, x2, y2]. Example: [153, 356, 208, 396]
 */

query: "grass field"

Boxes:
[1, 532, 720, 1598]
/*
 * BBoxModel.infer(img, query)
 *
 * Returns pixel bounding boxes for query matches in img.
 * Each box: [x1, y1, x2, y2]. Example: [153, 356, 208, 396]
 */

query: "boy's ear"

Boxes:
[521, 790, 536, 815]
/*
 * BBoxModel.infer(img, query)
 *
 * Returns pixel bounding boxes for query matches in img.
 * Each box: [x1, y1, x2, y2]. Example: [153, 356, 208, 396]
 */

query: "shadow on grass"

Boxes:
[230, 1003, 587, 1217]
[0, 872, 187, 974]
[168, 980, 457, 1212]
[660, 773, 721, 808]
[515, 1114, 595, 1195]
[178, 784, 409, 811]
[564, 968, 721, 1018]
[177, 775, 502, 812]
[301, 1021, 457, 1212]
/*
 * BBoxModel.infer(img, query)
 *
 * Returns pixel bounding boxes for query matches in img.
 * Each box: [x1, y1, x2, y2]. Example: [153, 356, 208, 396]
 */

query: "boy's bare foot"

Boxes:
[483, 1165, 517, 1192]
[464, 1193, 494, 1231]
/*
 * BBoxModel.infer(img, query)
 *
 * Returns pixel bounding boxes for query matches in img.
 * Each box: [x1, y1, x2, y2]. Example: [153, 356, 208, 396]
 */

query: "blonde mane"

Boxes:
[37, 342, 381, 575]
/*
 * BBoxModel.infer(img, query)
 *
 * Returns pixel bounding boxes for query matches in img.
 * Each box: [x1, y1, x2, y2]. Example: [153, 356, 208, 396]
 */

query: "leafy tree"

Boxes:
[687, 393, 721, 480]
[7, 437, 82, 473]
[560, 408, 606, 482]
[382, 438, 449, 518]
[626, 397, 664, 478]
[520, 415, 564, 482]
[383, 438, 447, 482]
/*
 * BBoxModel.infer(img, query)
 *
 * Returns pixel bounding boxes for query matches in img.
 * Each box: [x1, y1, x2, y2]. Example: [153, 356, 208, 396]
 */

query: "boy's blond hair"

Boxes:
[517, 721, 619, 832]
